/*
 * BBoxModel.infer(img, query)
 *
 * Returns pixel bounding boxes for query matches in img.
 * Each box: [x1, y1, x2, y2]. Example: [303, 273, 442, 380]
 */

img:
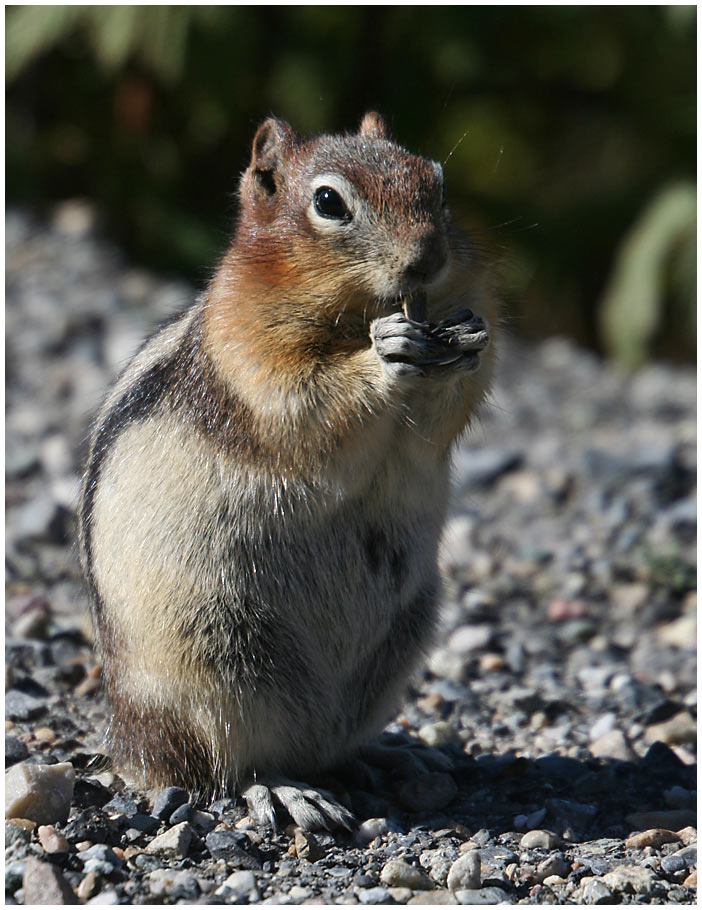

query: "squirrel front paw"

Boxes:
[430, 309, 490, 373]
[371, 309, 489, 376]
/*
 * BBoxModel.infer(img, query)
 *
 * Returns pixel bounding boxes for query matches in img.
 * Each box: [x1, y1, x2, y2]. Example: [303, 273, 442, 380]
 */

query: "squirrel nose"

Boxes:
[404, 232, 447, 285]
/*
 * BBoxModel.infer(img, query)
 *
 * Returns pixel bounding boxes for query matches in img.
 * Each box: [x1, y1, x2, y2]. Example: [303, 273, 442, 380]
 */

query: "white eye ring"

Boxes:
[307, 174, 357, 232]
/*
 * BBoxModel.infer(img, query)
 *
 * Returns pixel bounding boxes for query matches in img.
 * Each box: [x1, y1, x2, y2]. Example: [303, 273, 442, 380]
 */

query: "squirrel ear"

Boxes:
[249, 118, 298, 197]
[358, 111, 390, 141]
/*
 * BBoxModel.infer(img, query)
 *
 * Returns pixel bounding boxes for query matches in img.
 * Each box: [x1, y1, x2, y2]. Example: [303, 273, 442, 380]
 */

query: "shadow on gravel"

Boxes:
[343, 742, 697, 844]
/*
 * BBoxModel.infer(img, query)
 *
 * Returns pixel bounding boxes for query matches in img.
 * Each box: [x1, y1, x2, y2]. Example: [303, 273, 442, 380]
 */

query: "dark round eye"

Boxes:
[314, 186, 351, 221]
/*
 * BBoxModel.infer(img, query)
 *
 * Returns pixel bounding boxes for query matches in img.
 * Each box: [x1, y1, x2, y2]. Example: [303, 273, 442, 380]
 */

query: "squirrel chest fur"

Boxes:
[79, 112, 495, 821]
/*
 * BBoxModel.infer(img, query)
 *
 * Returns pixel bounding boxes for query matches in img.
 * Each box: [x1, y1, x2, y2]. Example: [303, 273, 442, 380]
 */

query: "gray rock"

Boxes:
[77, 843, 123, 871]
[149, 868, 201, 900]
[589, 728, 637, 761]
[519, 829, 561, 850]
[602, 865, 659, 895]
[660, 845, 696, 875]
[205, 828, 261, 867]
[380, 858, 434, 890]
[5, 690, 46, 721]
[22, 855, 78, 905]
[5, 735, 29, 767]
[447, 624, 493, 654]
[5, 761, 75, 825]
[128, 812, 159, 833]
[144, 821, 194, 859]
[5, 820, 32, 848]
[357, 886, 392, 904]
[151, 786, 188, 819]
[218, 869, 258, 900]
[447, 851, 481, 891]
[581, 879, 613, 904]
[535, 853, 570, 882]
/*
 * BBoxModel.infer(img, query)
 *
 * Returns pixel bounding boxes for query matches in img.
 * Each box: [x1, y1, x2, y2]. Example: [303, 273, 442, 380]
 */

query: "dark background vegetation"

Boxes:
[6, 5, 696, 364]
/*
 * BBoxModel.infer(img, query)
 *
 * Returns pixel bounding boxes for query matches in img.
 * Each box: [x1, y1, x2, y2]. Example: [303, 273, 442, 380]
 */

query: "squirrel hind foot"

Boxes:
[243, 778, 355, 832]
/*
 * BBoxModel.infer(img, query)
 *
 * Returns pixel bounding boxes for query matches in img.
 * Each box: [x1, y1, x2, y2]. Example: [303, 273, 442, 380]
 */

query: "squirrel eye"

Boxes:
[314, 186, 351, 221]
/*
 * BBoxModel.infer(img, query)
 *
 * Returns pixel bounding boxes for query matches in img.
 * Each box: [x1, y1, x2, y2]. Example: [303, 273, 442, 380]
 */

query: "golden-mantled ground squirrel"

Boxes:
[79, 112, 496, 829]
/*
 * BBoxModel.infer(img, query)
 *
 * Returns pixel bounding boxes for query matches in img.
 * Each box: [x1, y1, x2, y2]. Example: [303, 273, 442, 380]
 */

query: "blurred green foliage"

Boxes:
[6, 5, 696, 362]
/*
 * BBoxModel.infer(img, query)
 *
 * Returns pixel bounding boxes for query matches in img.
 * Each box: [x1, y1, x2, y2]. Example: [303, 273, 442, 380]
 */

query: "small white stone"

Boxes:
[217, 869, 259, 901]
[589, 712, 617, 741]
[519, 829, 561, 850]
[145, 821, 194, 858]
[447, 851, 481, 892]
[590, 729, 637, 761]
[447, 625, 493, 654]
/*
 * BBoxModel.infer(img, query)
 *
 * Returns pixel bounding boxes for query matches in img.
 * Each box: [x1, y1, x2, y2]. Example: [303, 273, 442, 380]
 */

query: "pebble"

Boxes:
[380, 859, 434, 890]
[535, 853, 570, 882]
[447, 624, 493, 654]
[22, 855, 77, 905]
[205, 828, 260, 867]
[5, 689, 47, 721]
[358, 885, 393, 904]
[149, 868, 201, 899]
[5, 760, 75, 825]
[660, 844, 696, 874]
[602, 865, 659, 895]
[144, 821, 194, 859]
[168, 802, 192, 825]
[216, 869, 259, 901]
[683, 869, 696, 888]
[446, 851, 481, 891]
[6, 819, 33, 847]
[645, 710, 697, 745]
[677, 826, 697, 846]
[151, 786, 188, 820]
[418, 721, 462, 748]
[190, 809, 216, 832]
[77, 871, 100, 901]
[292, 828, 325, 861]
[388, 887, 414, 903]
[589, 728, 637, 761]
[580, 878, 613, 904]
[5, 735, 29, 767]
[37, 824, 70, 854]
[519, 830, 561, 850]
[624, 828, 681, 850]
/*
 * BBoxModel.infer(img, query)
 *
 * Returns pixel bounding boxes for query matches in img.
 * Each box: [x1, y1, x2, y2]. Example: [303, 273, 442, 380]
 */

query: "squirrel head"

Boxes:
[235, 113, 455, 310]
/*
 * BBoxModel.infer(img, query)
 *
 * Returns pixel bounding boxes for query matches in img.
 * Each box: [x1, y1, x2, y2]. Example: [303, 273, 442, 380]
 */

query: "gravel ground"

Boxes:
[5, 202, 697, 905]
